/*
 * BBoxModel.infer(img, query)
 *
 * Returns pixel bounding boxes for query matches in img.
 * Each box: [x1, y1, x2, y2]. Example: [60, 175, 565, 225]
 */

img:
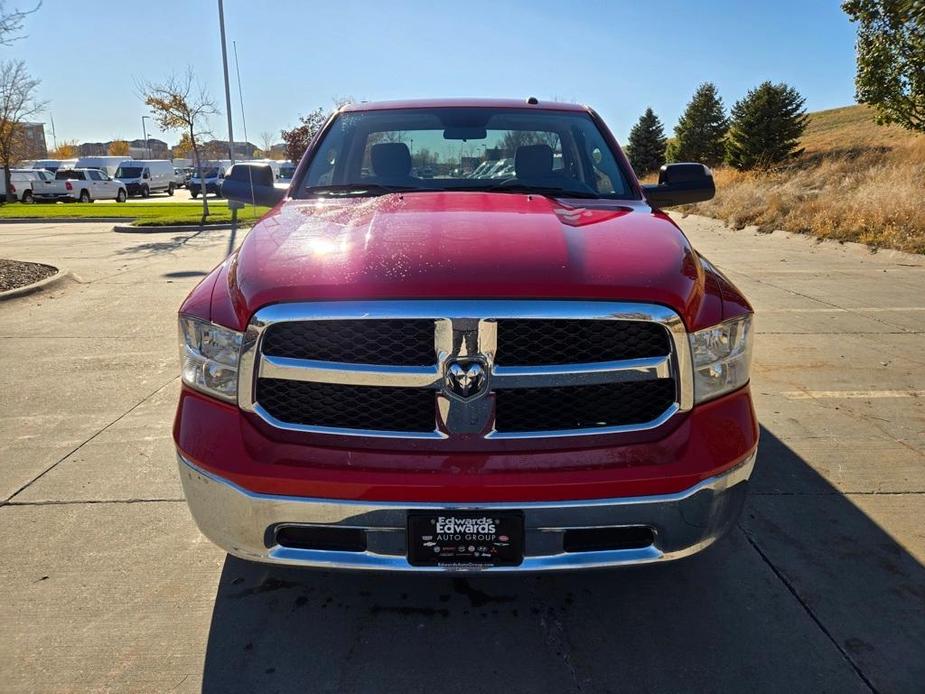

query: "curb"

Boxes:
[0, 267, 72, 301]
[112, 223, 236, 233]
[0, 217, 135, 224]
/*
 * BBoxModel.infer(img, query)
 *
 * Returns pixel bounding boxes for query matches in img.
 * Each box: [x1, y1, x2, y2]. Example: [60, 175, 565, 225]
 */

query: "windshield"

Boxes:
[295, 107, 635, 200]
[195, 168, 220, 178]
[115, 167, 143, 178]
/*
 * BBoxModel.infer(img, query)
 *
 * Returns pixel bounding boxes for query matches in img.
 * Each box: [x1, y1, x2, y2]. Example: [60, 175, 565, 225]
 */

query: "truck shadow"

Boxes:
[200, 427, 925, 693]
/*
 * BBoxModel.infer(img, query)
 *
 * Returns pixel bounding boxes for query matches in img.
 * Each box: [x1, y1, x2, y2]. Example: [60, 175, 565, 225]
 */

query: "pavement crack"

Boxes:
[723, 269, 916, 334]
[739, 524, 879, 693]
[3, 498, 185, 507]
[0, 376, 180, 506]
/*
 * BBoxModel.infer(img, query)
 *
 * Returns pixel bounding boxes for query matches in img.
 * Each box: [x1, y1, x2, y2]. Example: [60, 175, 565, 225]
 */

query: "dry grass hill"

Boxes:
[686, 104, 925, 254]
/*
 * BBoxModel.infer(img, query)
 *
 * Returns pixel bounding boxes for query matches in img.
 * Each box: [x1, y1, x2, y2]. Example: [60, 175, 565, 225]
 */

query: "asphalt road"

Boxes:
[0, 215, 922, 693]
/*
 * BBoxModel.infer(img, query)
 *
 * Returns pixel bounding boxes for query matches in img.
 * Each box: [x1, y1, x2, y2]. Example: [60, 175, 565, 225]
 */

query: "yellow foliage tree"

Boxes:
[172, 132, 193, 158]
[108, 139, 130, 156]
[49, 139, 78, 159]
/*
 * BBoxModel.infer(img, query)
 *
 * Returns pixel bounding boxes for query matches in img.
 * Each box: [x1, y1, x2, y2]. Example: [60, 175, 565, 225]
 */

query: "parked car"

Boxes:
[113, 160, 176, 197]
[277, 160, 296, 183]
[188, 160, 231, 198]
[172, 167, 189, 188]
[74, 156, 131, 178]
[2, 169, 54, 202]
[178, 99, 756, 573]
[34, 168, 127, 203]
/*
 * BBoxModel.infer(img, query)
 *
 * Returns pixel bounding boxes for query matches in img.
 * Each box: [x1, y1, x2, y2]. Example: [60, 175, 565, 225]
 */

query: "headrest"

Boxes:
[515, 144, 554, 178]
[371, 142, 412, 178]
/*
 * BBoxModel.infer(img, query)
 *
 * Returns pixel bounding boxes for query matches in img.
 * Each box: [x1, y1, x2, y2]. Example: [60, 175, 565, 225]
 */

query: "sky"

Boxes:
[16, 0, 859, 150]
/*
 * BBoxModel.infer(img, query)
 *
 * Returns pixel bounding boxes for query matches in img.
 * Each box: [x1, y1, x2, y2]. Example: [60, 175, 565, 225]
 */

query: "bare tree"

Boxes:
[0, 60, 46, 202]
[0, 1, 41, 46]
[258, 130, 275, 158]
[141, 68, 217, 222]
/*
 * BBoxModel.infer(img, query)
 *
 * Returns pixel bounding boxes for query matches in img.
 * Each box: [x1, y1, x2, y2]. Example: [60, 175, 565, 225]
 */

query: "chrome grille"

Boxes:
[257, 379, 436, 432]
[262, 319, 435, 365]
[238, 301, 693, 440]
[494, 379, 677, 433]
[496, 319, 671, 365]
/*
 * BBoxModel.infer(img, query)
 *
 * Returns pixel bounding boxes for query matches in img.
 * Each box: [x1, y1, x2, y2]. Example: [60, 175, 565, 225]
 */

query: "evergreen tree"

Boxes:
[625, 108, 667, 176]
[725, 82, 808, 170]
[667, 83, 728, 166]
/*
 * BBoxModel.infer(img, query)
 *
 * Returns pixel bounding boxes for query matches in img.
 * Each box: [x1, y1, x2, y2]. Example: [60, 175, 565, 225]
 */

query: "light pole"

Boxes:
[218, 0, 235, 166]
[141, 116, 151, 158]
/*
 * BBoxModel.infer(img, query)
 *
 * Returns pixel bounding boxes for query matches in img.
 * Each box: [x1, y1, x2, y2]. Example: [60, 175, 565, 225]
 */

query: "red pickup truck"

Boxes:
[175, 98, 757, 572]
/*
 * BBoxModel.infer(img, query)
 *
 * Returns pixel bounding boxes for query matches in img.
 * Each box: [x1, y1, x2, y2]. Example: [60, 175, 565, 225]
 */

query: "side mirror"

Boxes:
[641, 163, 715, 209]
[221, 163, 285, 207]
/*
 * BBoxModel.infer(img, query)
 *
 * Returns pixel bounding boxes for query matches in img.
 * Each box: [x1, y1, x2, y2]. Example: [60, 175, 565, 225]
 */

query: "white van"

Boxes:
[75, 156, 132, 178]
[32, 159, 67, 173]
[278, 160, 296, 183]
[113, 160, 177, 197]
[189, 160, 232, 198]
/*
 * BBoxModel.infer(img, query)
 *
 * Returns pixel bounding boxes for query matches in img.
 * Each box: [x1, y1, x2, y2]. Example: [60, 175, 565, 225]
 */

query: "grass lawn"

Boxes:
[0, 201, 271, 226]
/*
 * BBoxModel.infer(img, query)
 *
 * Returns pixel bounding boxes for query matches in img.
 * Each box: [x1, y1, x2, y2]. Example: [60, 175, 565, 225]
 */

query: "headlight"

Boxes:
[689, 314, 753, 403]
[179, 316, 243, 402]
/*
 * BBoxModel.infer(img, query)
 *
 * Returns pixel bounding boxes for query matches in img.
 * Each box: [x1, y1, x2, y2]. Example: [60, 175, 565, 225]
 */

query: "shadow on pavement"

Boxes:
[200, 427, 924, 693]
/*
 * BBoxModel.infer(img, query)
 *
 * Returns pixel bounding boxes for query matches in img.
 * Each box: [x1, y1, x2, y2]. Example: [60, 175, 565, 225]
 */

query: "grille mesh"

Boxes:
[261, 319, 435, 366]
[494, 379, 676, 432]
[257, 378, 436, 432]
[496, 319, 671, 365]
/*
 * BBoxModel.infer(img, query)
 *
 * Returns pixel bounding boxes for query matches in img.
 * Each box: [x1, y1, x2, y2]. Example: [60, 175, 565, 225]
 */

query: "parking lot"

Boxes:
[0, 216, 922, 693]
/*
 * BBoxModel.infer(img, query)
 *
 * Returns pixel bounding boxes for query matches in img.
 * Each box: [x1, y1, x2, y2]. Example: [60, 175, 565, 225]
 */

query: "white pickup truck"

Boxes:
[34, 168, 128, 203]
[2, 169, 55, 202]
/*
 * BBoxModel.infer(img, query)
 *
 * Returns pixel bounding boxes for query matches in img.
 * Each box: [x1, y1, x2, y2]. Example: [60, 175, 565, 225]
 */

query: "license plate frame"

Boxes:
[407, 510, 524, 568]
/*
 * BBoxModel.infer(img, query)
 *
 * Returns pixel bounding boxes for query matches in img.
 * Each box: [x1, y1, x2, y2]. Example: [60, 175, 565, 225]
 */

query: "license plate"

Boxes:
[407, 511, 524, 568]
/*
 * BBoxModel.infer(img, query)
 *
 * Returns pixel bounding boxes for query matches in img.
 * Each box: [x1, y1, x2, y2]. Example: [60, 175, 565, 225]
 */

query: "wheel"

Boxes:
[167, 183, 175, 196]
[141, 185, 150, 198]
[22, 190, 33, 203]
[78, 190, 91, 203]
[116, 189, 127, 203]
[190, 190, 198, 199]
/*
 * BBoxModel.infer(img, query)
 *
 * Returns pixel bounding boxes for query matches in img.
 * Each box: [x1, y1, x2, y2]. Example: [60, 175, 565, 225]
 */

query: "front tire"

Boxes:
[141, 185, 150, 198]
[167, 183, 175, 196]
[116, 189, 127, 203]
[78, 190, 91, 203]
[22, 190, 33, 203]
[191, 190, 198, 199]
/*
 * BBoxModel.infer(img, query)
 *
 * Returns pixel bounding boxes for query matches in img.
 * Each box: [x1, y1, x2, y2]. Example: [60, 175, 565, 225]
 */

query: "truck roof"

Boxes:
[340, 98, 590, 113]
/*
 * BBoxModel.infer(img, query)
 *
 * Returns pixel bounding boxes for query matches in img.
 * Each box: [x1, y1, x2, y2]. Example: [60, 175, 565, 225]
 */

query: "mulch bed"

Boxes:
[0, 258, 57, 292]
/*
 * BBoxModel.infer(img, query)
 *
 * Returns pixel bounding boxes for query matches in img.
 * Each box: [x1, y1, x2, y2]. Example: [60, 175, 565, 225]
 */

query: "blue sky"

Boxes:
[18, 0, 858, 148]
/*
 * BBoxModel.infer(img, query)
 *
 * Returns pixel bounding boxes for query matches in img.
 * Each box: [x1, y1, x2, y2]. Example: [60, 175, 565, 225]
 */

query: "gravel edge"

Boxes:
[0, 265, 70, 301]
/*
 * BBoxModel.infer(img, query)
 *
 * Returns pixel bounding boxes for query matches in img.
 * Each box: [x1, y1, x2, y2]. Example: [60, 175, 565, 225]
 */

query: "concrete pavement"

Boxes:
[0, 216, 922, 693]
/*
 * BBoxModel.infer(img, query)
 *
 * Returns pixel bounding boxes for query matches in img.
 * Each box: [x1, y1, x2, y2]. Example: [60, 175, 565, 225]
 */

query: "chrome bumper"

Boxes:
[177, 451, 755, 573]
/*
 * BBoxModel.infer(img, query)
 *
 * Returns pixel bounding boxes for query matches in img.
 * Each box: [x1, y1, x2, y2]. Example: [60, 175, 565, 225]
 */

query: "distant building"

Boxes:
[128, 138, 169, 159]
[270, 143, 288, 158]
[78, 142, 107, 156]
[75, 138, 169, 159]
[17, 122, 48, 159]
[201, 139, 260, 160]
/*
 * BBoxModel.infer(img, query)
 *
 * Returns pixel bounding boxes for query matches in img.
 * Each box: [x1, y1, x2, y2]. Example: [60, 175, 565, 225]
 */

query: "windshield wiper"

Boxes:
[483, 182, 599, 199]
[301, 183, 418, 197]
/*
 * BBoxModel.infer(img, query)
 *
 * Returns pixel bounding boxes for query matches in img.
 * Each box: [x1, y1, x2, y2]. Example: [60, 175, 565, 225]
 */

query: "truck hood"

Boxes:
[227, 192, 712, 329]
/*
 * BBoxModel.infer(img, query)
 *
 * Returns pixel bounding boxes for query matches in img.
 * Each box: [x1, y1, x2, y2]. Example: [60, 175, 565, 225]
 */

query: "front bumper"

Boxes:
[178, 449, 755, 572]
